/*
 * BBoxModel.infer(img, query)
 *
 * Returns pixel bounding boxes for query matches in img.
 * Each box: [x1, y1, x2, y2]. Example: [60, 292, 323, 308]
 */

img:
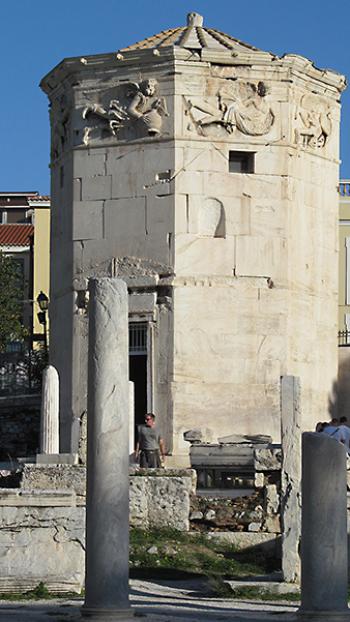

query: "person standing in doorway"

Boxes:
[136, 413, 165, 468]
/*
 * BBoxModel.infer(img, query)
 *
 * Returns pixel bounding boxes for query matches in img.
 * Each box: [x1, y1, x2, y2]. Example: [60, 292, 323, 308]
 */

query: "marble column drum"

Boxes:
[298, 432, 350, 621]
[82, 278, 132, 620]
[40, 365, 59, 454]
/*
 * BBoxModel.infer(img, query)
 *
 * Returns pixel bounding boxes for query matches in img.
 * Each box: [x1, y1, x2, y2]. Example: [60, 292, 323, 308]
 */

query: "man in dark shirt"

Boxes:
[136, 413, 165, 468]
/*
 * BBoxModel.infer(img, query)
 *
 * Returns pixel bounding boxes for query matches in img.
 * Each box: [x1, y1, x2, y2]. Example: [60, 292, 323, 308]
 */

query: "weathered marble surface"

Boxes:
[299, 433, 348, 617]
[84, 278, 130, 616]
[40, 365, 59, 454]
[41, 15, 345, 465]
[280, 376, 301, 583]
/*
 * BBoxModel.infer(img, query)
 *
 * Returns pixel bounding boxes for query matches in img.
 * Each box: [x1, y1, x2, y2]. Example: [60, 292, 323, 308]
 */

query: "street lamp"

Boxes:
[37, 291, 49, 352]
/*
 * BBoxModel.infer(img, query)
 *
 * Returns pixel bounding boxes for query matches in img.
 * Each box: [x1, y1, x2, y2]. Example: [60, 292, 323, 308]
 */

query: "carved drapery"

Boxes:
[184, 81, 274, 138]
[82, 79, 168, 145]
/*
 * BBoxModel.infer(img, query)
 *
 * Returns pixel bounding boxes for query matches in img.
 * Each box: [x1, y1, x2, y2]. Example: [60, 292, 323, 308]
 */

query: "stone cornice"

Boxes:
[41, 49, 346, 102]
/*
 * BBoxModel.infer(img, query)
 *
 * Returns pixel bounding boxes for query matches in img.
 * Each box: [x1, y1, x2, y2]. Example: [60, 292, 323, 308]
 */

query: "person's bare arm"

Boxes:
[159, 438, 165, 459]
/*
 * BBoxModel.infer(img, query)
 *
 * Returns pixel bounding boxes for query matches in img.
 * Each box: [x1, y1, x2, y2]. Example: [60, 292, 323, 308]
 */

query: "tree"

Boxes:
[0, 251, 27, 352]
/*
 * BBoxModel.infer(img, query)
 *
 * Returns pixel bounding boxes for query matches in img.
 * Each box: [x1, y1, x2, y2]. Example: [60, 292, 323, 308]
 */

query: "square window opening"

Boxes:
[229, 151, 255, 174]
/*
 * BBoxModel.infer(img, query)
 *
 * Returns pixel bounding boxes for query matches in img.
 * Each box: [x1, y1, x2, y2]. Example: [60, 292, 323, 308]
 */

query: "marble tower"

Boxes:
[41, 13, 346, 464]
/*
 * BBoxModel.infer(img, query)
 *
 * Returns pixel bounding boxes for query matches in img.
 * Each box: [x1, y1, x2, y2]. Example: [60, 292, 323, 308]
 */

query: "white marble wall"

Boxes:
[43, 41, 344, 462]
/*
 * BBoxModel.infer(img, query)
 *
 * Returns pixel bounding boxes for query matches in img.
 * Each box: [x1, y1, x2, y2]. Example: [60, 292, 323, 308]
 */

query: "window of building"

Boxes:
[229, 151, 255, 174]
[0, 209, 34, 224]
[129, 322, 147, 355]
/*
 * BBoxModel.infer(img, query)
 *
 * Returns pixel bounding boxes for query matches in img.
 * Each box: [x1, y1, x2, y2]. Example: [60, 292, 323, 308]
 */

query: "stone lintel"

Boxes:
[129, 292, 157, 315]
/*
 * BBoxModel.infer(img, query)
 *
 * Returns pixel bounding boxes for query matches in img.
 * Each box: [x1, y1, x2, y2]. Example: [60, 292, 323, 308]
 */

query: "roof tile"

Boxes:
[0, 225, 34, 247]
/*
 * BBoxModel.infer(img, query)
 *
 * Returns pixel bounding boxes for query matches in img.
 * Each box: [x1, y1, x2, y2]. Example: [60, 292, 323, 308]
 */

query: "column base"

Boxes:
[298, 609, 350, 620]
[81, 606, 134, 620]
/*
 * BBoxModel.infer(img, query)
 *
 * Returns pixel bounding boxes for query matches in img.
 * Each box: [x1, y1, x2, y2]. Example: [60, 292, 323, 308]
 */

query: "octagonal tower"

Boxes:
[41, 13, 346, 464]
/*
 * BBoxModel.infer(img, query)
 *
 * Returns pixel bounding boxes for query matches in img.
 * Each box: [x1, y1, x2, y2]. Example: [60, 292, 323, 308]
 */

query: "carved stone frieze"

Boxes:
[82, 79, 168, 145]
[294, 93, 332, 149]
[50, 94, 71, 160]
[184, 81, 274, 138]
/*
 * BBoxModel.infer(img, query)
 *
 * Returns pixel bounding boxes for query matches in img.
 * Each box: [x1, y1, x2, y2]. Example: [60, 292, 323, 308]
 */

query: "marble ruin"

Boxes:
[299, 433, 349, 619]
[39, 365, 59, 454]
[83, 278, 131, 618]
[41, 13, 346, 465]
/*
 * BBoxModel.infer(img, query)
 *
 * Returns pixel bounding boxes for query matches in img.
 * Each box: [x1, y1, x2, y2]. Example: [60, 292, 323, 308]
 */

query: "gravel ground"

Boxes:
[0, 578, 300, 621]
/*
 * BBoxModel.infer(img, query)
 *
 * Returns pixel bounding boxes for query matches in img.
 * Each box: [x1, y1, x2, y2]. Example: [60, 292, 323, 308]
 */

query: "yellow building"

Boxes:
[0, 192, 50, 350]
[30, 196, 50, 347]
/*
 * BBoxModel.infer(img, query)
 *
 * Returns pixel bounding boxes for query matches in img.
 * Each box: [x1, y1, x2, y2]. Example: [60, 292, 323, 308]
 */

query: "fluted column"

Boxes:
[40, 365, 59, 454]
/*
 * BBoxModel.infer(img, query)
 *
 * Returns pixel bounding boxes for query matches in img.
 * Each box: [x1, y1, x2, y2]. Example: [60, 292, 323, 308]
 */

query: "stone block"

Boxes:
[146, 194, 174, 234]
[36, 453, 79, 465]
[254, 448, 282, 471]
[264, 515, 281, 534]
[235, 235, 287, 279]
[0, 490, 77, 507]
[175, 234, 235, 276]
[203, 172, 244, 198]
[72, 200, 104, 241]
[73, 151, 106, 178]
[0, 502, 85, 592]
[183, 429, 203, 443]
[20, 465, 87, 497]
[143, 146, 174, 174]
[106, 147, 144, 175]
[111, 171, 147, 198]
[81, 175, 112, 201]
[225, 195, 251, 236]
[175, 170, 204, 195]
[129, 292, 156, 315]
[147, 475, 191, 531]
[104, 197, 146, 240]
[265, 484, 279, 514]
[129, 477, 148, 528]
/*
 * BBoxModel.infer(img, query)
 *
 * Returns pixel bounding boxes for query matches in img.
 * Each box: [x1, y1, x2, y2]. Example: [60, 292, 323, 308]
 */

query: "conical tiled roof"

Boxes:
[121, 12, 263, 54]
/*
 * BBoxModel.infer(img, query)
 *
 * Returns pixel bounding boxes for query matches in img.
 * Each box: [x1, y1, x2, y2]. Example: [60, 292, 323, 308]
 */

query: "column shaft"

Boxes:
[40, 365, 59, 454]
[83, 278, 130, 615]
[300, 432, 348, 614]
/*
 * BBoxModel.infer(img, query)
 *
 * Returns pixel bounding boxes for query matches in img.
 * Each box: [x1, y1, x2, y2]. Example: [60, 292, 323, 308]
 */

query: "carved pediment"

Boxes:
[82, 79, 168, 145]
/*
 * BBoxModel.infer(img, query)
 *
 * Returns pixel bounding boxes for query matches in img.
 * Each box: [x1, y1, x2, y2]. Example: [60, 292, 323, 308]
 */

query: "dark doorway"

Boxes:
[129, 354, 147, 429]
[129, 322, 148, 447]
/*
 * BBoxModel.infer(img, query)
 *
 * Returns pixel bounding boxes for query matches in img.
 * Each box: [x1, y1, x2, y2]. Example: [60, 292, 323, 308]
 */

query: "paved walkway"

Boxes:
[0, 578, 299, 621]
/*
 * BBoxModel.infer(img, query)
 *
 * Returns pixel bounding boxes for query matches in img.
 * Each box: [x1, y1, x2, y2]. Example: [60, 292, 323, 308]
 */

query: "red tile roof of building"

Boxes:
[29, 195, 50, 202]
[0, 224, 34, 247]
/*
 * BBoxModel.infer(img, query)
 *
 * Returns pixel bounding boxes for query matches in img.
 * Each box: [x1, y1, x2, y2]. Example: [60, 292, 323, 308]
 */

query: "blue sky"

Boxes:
[1, 0, 349, 194]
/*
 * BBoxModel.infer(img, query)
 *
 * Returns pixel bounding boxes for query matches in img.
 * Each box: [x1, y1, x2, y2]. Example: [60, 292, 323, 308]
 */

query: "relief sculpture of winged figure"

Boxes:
[184, 81, 274, 138]
[82, 79, 168, 144]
